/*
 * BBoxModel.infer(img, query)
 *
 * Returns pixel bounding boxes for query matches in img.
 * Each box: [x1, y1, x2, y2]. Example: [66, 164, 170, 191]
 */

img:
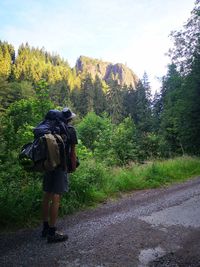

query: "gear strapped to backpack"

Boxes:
[19, 110, 72, 172]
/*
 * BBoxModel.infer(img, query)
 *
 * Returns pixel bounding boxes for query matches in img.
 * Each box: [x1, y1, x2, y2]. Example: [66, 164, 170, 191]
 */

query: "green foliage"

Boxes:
[34, 79, 53, 117]
[13, 43, 72, 84]
[106, 80, 124, 124]
[66, 159, 108, 205]
[110, 117, 138, 164]
[136, 132, 162, 160]
[1, 2, 200, 230]
[143, 156, 200, 186]
[133, 74, 152, 132]
[155, 2, 200, 155]
[2, 98, 50, 150]
[0, 177, 42, 228]
[169, 0, 200, 74]
[94, 117, 139, 165]
[159, 64, 184, 154]
[0, 41, 14, 78]
[1, 145, 200, 229]
[16, 124, 35, 147]
[93, 118, 116, 165]
[76, 140, 93, 160]
[0, 79, 34, 113]
[156, 2, 200, 156]
[49, 80, 70, 106]
[77, 112, 111, 150]
[32, 156, 200, 226]
[1, 79, 53, 154]
[0, 159, 42, 229]
[78, 74, 94, 116]
[76, 112, 141, 165]
[109, 156, 200, 192]
[93, 76, 107, 115]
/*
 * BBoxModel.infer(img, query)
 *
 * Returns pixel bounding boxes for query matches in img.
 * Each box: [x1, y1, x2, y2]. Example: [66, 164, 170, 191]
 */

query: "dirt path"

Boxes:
[1, 177, 200, 267]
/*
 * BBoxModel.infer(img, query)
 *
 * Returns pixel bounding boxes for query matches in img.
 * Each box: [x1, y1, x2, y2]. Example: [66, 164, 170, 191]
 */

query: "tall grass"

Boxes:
[1, 156, 200, 230]
[60, 156, 200, 216]
[108, 156, 200, 192]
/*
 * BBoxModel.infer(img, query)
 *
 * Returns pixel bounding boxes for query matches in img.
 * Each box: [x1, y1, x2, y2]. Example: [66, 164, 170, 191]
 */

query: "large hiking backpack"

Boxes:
[19, 110, 70, 172]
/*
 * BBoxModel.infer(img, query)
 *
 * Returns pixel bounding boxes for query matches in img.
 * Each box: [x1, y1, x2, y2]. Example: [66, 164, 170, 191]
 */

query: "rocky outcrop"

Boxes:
[75, 56, 138, 88]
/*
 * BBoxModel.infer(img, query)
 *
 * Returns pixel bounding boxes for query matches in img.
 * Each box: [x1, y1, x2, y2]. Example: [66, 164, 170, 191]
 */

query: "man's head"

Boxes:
[62, 107, 76, 123]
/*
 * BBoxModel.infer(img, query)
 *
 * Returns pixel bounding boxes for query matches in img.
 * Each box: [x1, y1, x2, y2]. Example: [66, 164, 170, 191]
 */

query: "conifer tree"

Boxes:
[79, 74, 94, 116]
[93, 75, 107, 115]
[169, 0, 200, 74]
[133, 73, 152, 133]
[0, 41, 14, 78]
[49, 80, 70, 106]
[106, 80, 123, 124]
[159, 64, 184, 155]
[178, 52, 200, 154]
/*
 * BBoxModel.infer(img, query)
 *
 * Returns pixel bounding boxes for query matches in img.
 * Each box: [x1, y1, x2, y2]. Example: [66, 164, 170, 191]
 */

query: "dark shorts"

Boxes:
[43, 168, 68, 194]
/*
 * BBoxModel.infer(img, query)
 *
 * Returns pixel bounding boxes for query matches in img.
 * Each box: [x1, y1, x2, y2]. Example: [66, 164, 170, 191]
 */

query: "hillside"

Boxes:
[75, 56, 138, 88]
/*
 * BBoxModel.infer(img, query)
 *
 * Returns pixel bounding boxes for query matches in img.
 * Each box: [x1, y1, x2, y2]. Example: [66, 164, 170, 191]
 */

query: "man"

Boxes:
[41, 107, 78, 243]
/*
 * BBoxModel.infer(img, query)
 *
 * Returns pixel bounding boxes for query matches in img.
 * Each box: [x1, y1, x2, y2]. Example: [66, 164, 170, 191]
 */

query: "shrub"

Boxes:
[94, 117, 139, 165]
[68, 159, 108, 203]
[77, 112, 112, 150]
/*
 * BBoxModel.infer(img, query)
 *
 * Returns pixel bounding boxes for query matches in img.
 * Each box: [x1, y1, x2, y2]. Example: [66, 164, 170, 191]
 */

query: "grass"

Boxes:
[1, 156, 200, 230]
[60, 156, 200, 216]
[108, 156, 200, 193]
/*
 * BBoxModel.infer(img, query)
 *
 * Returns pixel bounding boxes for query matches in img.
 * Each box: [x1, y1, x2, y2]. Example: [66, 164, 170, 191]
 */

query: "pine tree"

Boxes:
[159, 64, 184, 155]
[152, 90, 163, 133]
[133, 73, 152, 133]
[122, 85, 137, 119]
[169, 0, 200, 74]
[106, 80, 123, 124]
[0, 41, 14, 78]
[49, 80, 70, 106]
[178, 51, 200, 154]
[93, 75, 107, 115]
[79, 74, 94, 116]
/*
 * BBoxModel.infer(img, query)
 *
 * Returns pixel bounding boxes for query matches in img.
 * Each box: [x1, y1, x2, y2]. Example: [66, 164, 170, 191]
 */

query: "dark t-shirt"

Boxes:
[67, 125, 78, 145]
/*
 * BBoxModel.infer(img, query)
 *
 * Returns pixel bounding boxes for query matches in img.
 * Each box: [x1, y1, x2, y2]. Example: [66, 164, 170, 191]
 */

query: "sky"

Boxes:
[0, 0, 195, 93]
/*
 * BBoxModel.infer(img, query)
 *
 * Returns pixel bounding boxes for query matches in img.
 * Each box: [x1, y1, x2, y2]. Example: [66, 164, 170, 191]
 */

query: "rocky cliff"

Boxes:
[75, 56, 138, 88]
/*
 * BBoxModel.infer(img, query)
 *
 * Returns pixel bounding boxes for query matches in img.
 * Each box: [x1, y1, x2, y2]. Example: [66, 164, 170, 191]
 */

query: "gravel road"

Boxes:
[1, 177, 200, 267]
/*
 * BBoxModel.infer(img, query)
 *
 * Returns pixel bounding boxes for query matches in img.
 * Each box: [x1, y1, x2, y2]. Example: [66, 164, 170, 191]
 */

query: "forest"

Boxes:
[0, 1, 200, 229]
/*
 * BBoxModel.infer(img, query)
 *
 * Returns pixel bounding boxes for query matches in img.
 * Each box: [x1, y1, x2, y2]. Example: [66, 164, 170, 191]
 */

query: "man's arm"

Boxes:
[70, 144, 77, 172]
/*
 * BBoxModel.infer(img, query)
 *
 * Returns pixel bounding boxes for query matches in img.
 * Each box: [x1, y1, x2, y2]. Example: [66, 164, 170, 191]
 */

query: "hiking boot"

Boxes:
[41, 221, 49, 238]
[47, 231, 68, 243]
[41, 227, 49, 238]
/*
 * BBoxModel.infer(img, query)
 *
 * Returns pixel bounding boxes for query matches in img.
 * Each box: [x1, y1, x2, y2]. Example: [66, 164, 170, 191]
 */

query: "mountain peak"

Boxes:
[75, 56, 138, 88]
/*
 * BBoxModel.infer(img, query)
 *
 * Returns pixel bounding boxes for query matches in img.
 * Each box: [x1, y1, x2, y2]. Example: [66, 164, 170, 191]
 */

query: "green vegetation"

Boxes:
[0, 1, 200, 230]
[1, 156, 200, 230]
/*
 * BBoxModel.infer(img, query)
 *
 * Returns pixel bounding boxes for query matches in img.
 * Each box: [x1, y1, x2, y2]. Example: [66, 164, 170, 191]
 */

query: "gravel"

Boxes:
[1, 176, 200, 267]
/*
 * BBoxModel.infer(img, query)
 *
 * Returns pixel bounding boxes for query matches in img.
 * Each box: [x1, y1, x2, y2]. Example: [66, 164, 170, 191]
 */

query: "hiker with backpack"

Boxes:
[39, 107, 78, 243]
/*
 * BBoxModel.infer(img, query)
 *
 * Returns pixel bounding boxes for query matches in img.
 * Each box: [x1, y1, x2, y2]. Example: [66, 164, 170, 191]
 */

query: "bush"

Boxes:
[1, 156, 200, 229]
[94, 117, 139, 165]
[59, 159, 109, 215]
[76, 140, 93, 161]
[2, 98, 53, 151]
[0, 160, 42, 229]
[68, 159, 108, 203]
[77, 112, 111, 150]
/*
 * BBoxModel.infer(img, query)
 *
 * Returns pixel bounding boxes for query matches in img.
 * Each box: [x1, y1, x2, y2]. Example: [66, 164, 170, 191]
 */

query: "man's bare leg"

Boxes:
[41, 192, 52, 237]
[42, 192, 51, 222]
[47, 193, 68, 243]
[49, 193, 60, 227]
